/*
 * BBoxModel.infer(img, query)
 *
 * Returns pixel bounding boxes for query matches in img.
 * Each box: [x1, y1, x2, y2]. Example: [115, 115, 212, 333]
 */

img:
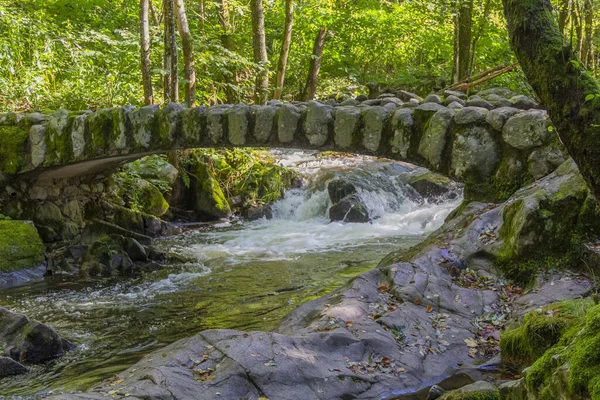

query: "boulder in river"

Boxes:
[0, 307, 74, 365]
[408, 172, 458, 203]
[329, 194, 370, 223]
[0, 356, 28, 378]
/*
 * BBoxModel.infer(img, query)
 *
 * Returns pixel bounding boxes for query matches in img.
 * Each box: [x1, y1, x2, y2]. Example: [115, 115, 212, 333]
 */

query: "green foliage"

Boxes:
[0, 0, 525, 110]
[180, 148, 297, 206]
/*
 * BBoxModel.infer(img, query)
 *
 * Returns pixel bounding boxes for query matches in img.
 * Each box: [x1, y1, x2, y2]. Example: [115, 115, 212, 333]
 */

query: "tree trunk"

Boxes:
[163, 0, 178, 102]
[217, 0, 238, 104]
[468, 0, 492, 76]
[302, 27, 327, 102]
[273, 0, 294, 100]
[175, 0, 196, 106]
[140, 0, 154, 105]
[199, 0, 205, 33]
[502, 0, 600, 200]
[558, 0, 571, 35]
[149, 0, 160, 25]
[581, 0, 594, 68]
[250, 0, 269, 104]
[453, 0, 473, 83]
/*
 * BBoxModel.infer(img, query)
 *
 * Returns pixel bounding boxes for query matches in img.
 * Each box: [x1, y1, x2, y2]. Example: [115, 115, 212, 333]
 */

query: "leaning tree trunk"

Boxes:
[163, 0, 178, 102]
[502, 0, 600, 200]
[217, 0, 238, 104]
[175, 0, 196, 106]
[302, 27, 327, 102]
[140, 0, 154, 105]
[251, 0, 269, 104]
[273, 0, 294, 100]
[453, 0, 473, 83]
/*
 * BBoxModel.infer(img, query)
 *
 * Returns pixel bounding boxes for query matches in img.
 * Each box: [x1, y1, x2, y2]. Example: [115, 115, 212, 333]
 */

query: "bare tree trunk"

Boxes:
[217, 0, 238, 103]
[503, 0, 600, 200]
[302, 28, 327, 101]
[175, 0, 196, 106]
[250, 0, 269, 104]
[273, 0, 294, 100]
[453, 0, 473, 83]
[140, 0, 154, 105]
[468, 0, 492, 76]
[149, 0, 160, 25]
[558, 0, 571, 35]
[163, 0, 178, 102]
[199, 0, 205, 33]
[581, 0, 594, 67]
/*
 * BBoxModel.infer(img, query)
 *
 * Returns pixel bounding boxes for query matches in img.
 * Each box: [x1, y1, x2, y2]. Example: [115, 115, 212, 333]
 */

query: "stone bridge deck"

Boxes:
[0, 93, 564, 201]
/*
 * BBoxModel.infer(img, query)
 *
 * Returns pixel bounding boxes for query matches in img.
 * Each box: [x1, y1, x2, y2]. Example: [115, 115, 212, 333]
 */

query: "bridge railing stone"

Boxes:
[0, 89, 566, 202]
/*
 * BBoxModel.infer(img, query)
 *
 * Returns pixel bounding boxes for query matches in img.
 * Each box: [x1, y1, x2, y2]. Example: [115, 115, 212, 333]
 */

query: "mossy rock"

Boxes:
[500, 300, 592, 369]
[0, 220, 46, 273]
[137, 180, 169, 217]
[0, 118, 29, 175]
[500, 299, 600, 400]
[440, 381, 500, 400]
[194, 161, 231, 219]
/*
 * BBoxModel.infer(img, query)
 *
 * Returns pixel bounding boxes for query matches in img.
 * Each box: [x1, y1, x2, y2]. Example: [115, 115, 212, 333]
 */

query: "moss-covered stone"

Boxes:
[501, 300, 592, 369]
[500, 299, 600, 400]
[0, 220, 45, 273]
[194, 161, 231, 219]
[0, 123, 29, 175]
[440, 381, 500, 400]
[137, 180, 169, 217]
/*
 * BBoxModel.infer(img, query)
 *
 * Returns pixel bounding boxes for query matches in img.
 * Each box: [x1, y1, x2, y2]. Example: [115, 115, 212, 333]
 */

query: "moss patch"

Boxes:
[0, 220, 46, 273]
[501, 299, 600, 399]
[0, 124, 29, 175]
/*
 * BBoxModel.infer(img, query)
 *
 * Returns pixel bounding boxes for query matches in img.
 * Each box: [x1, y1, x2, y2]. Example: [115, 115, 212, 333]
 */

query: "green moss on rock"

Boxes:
[0, 124, 29, 175]
[195, 161, 231, 218]
[0, 220, 45, 273]
[138, 182, 169, 217]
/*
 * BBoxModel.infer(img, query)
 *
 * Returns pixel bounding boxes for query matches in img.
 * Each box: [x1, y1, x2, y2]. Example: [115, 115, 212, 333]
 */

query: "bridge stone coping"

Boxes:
[0, 99, 565, 202]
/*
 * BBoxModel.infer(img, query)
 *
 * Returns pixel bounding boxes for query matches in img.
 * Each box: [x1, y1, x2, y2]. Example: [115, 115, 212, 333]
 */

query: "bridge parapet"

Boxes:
[0, 98, 565, 202]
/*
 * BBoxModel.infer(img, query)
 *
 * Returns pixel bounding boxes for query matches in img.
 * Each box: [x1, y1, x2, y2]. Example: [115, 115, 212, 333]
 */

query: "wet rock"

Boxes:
[328, 178, 358, 203]
[0, 307, 74, 363]
[329, 194, 369, 223]
[0, 356, 28, 378]
[244, 203, 273, 221]
[0, 220, 45, 273]
[408, 172, 458, 203]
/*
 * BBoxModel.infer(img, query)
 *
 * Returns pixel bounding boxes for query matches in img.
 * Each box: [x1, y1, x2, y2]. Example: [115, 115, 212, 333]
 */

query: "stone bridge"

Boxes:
[0, 89, 565, 202]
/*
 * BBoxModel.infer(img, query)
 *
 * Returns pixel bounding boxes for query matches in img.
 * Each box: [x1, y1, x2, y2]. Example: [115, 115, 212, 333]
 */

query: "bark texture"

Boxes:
[251, 0, 269, 104]
[273, 0, 294, 100]
[163, 0, 178, 102]
[302, 28, 327, 101]
[140, 0, 154, 105]
[503, 0, 600, 200]
[175, 0, 196, 106]
[453, 0, 473, 83]
[217, 0, 238, 104]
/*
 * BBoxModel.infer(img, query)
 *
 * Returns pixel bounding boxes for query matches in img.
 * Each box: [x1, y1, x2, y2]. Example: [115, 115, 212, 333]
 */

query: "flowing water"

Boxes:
[0, 151, 462, 398]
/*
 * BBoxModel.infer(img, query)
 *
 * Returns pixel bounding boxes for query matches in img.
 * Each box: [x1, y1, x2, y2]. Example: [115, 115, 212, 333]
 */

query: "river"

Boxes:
[0, 151, 462, 398]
